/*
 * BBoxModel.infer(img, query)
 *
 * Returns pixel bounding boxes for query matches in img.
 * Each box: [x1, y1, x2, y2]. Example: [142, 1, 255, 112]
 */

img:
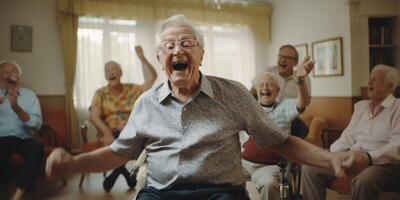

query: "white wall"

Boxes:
[0, 0, 65, 95]
[264, 0, 352, 97]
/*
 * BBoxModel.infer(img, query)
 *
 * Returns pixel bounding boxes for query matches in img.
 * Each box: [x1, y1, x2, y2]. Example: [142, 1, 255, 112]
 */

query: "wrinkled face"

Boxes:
[367, 69, 391, 101]
[0, 63, 20, 87]
[105, 63, 122, 86]
[256, 74, 280, 106]
[157, 26, 204, 88]
[277, 47, 298, 77]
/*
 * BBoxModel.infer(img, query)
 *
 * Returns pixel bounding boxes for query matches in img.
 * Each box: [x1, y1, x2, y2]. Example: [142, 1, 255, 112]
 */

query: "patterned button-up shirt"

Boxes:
[92, 83, 142, 131]
[111, 74, 288, 190]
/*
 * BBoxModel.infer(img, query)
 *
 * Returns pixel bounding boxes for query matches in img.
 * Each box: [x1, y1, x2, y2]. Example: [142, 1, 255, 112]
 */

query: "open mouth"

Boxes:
[109, 76, 116, 80]
[279, 63, 288, 68]
[172, 62, 188, 71]
[7, 77, 17, 84]
[368, 86, 374, 91]
[260, 91, 272, 97]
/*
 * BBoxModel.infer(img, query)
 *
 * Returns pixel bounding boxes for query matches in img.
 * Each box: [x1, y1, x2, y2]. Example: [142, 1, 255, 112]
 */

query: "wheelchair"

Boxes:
[277, 159, 302, 200]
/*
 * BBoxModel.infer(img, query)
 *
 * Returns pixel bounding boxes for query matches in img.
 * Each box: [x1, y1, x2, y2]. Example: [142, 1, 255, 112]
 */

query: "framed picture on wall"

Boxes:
[294, 43, 308, 62]
[312, 37, 343, 77]
[11, 25, 33, 52]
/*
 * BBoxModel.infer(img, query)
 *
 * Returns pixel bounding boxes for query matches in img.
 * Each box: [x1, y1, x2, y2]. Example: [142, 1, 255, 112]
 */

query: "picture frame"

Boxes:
[312, 37, 343, 77]
[11, 25, 33, 52]
[294, 43, 308, 62]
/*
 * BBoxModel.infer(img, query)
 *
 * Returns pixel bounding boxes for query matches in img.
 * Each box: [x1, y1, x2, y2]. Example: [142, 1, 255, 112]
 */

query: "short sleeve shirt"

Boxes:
[92, 83, 142, 130]
[110, 74, 288, 189]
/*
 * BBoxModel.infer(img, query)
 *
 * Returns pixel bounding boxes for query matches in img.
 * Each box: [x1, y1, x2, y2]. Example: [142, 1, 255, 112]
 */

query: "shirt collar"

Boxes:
[369, 94, 395, 117]
[158, 72, 214, 103]
[380, 94, 396, 108]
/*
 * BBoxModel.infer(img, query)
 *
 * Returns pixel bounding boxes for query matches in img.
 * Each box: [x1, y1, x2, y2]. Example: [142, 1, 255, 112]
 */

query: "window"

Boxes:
[74, 17, 256, 132]
[201, 25, 255, 88]
[74, 16, 146, 109]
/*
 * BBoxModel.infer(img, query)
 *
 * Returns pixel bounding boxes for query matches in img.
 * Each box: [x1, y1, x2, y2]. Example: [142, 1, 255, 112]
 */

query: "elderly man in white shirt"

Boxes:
[301, 64, 400, 200]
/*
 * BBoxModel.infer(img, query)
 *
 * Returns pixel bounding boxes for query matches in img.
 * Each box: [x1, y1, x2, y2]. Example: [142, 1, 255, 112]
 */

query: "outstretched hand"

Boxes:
[295, 55, 315, 78]
[46, 148, 74, 179]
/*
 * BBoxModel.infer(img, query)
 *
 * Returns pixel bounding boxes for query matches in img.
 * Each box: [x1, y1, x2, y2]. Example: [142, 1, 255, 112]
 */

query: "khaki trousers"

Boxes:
[301, 164, 400, 200]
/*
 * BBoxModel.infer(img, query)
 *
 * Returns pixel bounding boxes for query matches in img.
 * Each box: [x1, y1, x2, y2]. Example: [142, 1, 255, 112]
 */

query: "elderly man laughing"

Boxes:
[46, 15, 351, 200]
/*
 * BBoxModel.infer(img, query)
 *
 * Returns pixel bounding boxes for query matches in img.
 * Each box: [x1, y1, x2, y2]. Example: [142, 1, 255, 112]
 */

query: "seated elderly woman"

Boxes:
[89, 45, 157, 192]
[301, 64, 400, 200]
[240, 57, 313, 200]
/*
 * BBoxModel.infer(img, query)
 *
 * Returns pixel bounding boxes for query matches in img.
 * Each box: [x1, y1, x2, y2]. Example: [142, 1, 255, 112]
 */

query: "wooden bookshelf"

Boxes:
[368, 17, 397, 71]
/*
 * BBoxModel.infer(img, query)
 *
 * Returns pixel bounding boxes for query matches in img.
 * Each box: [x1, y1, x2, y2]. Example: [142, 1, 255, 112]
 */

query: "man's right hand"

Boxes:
[295, 55, 314, 78]
[46, 148, 74, 179]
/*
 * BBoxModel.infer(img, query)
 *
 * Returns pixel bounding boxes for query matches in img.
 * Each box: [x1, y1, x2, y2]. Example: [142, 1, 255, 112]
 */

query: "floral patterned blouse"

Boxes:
[92, 83, 142, 131]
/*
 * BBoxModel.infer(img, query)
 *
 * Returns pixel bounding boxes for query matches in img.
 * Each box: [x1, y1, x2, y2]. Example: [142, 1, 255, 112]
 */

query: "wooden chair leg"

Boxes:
[61, 176, 67, 187]
[79, 173, 85, 188]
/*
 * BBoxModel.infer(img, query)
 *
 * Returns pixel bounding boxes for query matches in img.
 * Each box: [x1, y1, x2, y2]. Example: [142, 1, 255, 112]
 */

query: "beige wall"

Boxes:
[264, 0, 352, 97]
[0, 0, 65, 95]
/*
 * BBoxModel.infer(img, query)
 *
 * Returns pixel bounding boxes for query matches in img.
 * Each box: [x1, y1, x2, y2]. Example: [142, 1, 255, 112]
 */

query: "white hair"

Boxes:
[104, 61, 122, 70]
[255, 71, 283, 90]
[0, 60, 22, 75]
[157, 14, 204, 51]
[372, 64, 400, 92]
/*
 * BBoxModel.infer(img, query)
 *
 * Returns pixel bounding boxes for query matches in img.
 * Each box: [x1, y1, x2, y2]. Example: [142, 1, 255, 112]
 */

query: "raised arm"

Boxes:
[135, 45, 157, 91]
[294, 56, 314, 112]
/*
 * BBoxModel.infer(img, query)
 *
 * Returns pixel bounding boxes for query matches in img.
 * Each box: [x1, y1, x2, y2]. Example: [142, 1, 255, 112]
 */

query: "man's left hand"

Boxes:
[342, 150, 370, 176]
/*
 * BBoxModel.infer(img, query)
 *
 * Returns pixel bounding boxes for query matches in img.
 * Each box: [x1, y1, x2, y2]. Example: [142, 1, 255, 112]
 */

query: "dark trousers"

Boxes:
[0, 136, 44, 190]
[136, 184, 250, 200]
[104, 131, 132, 186]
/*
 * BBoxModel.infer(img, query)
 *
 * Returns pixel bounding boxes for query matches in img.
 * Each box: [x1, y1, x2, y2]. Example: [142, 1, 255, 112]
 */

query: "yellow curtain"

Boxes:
[56, 0, 271, 147]
[58, 0, 272, 43]
[57, 0, 79, 148]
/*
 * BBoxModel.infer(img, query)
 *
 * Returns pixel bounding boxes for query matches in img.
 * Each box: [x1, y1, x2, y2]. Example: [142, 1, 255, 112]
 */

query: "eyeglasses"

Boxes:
[277, 54, 298, 61]
[161, 39, 199, 53]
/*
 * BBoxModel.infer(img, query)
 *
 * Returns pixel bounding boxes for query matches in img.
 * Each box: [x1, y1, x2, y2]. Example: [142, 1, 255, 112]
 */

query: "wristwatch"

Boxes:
[296, 76, 305, 84]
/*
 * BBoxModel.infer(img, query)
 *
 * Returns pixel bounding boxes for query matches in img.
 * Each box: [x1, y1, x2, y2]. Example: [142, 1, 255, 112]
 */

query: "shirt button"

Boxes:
[183, 107, 188, 112]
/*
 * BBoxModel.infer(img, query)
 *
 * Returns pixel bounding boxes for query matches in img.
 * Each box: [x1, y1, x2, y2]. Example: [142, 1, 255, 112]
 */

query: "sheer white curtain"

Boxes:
[74, 17, 255, 138]
[73, 16, 158, 137]
[200, 25, 255, 88]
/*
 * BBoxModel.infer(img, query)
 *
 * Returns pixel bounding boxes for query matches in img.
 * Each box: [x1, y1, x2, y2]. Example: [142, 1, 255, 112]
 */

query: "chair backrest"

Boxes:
[41, 108, 68, 148]
[321, 129, 343, 149]
[80, 123, 89, 143]
[302, 115, 328, 147]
